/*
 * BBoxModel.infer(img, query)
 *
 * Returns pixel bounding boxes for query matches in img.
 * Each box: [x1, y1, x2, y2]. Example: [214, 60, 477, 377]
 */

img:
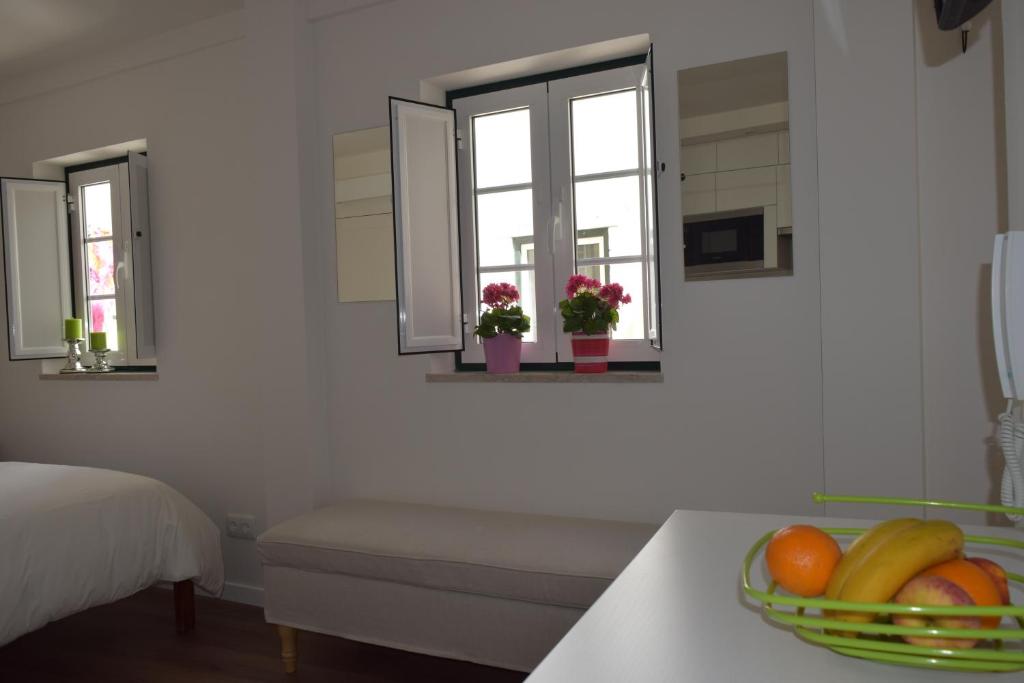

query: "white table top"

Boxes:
[527, 509, 1024, 682]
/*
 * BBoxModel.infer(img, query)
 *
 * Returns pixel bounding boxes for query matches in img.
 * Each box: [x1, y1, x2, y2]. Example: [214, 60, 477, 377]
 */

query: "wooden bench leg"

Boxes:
[277, 625, 298, 673]
[173, 580, 195, 634]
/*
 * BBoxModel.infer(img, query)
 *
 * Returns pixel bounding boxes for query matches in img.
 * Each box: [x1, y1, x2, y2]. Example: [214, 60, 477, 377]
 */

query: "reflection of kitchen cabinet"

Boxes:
[681, 172, 716, 215]
[716, 133, 778, 171]
[680, 129, 791, 219]
[777, 164, 791, 228]
[681, 142, 716, 175]
[716, 166, 777, 212]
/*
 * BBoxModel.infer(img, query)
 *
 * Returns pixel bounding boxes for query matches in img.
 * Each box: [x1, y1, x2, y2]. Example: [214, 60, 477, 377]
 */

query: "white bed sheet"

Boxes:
[0, 462, 223, 646]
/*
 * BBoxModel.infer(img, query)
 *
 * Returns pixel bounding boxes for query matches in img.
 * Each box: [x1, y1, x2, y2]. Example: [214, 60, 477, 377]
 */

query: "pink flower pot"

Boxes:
[571, 332, 610, 373]
[483, 334, 522, 374]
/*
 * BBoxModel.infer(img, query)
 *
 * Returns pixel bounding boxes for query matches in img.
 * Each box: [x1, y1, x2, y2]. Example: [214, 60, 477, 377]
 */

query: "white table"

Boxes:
[527, 509, 1024, 682]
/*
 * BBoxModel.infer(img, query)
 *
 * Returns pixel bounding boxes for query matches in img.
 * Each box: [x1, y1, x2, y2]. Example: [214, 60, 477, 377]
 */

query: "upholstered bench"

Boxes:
[257, 499, 657, 673]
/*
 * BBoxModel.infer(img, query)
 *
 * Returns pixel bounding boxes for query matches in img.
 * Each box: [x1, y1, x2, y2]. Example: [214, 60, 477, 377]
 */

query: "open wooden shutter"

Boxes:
[639, 44, 663, 350]
[389, 97, 464, 354]
[1, 178, 72, 359]
[128, 152, 156, 359]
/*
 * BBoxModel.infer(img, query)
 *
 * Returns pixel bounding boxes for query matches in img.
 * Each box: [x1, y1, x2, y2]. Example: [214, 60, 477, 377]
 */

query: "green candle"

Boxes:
[89, 332, 107, 351]
[64, 318, 83, 340]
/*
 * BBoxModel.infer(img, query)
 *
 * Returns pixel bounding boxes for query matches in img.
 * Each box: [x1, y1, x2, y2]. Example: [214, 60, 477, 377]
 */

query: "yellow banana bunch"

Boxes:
[825, 518, 921, 602]
[826, 519, 964, 626]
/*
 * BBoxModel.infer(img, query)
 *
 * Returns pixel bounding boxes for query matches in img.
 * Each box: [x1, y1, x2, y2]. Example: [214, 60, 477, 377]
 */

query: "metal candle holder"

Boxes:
[60, 338, 86, 373]
[89, 348, 112, 373]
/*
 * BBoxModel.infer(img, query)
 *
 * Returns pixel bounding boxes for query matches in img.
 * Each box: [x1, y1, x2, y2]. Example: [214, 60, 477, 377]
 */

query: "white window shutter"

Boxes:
[639, 45, 663, 350]
[1, 178, 72, 359]
[128, 152, 156, 359]
[389, 97, 464, 354]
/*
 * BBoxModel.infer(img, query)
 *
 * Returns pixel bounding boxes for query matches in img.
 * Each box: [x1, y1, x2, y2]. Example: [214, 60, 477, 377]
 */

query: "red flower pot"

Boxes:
[571, 332, 609, 373]
[483, 334, 522, 374]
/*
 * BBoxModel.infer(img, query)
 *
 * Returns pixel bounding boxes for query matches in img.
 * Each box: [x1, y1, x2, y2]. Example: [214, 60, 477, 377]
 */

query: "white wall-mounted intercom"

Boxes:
[993, 234, 1024, 400]
[992, 233, 1024, 522]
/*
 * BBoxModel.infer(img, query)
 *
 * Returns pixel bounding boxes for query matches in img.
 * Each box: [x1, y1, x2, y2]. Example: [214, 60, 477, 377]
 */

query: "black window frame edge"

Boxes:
[448, 49, 661, 373]
[388, 96, 467, 356]
[645, 43, 664, 351]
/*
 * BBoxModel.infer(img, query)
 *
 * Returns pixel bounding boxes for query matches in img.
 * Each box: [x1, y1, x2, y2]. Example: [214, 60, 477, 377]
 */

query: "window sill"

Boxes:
[40, 372, 158, 382]
[426, 371, 663, 384]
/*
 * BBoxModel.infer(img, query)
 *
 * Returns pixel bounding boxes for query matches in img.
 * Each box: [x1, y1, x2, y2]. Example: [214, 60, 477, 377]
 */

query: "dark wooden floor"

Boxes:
[0, 588, 528, 683]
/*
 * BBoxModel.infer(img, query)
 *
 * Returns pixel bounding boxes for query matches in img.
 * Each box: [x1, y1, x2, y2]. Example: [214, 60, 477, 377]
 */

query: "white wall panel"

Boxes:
[814, 0, 924, 517]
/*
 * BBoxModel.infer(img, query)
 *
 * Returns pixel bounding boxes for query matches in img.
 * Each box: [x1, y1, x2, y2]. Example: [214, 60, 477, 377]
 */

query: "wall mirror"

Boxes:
[333, 126, 395, 302]
[678, 52, 792, 280]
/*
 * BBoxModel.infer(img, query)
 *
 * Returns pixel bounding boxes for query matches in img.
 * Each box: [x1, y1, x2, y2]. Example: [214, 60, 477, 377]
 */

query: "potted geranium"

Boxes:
[559, 274, 632, 374]
[474, 282, 531, 374]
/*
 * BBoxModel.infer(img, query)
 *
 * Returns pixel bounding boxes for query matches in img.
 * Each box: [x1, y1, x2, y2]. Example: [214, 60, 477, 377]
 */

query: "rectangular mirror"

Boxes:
[333, 126, 395, 302]
[678, 52, 792, 280]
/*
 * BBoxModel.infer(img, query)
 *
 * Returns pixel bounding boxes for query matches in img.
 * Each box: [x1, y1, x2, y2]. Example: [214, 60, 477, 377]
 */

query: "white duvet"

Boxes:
[0, 462, 223, 646]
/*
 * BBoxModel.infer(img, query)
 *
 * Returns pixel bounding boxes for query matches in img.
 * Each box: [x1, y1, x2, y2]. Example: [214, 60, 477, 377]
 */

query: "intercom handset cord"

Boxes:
[999, 399, 1024, 524]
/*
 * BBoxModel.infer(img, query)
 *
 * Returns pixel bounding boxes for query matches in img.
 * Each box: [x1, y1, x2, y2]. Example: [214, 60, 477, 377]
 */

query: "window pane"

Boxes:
[89, 299, 119, 351]
[591, 261, 645, 341]
[86, 240, 115, 296]
[570, 90, 638, 176]
[574, 175, 642, 258]
[473, 108, 532, 189]
[82, 182, 112, 238]
[478, 269, 536, 343]
[476, 189, 534, 267]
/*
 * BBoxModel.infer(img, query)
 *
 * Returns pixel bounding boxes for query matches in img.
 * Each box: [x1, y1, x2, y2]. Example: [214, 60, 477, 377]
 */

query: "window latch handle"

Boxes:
[553, 201, 562, 242]
[553, 186, 568, 244]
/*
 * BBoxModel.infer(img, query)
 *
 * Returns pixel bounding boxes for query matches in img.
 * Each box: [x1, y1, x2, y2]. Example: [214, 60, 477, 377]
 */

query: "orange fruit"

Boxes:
[921, 559, 1003, 628]
[765, 525, 842, 597]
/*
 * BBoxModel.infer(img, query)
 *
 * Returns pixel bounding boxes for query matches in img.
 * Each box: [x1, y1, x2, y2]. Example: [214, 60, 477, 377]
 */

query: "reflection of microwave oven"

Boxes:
[684, 210, 764, 266]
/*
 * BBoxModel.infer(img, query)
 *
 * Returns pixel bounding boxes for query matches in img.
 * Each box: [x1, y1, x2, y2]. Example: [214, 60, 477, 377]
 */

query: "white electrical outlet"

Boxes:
[226, 513, 257, 540]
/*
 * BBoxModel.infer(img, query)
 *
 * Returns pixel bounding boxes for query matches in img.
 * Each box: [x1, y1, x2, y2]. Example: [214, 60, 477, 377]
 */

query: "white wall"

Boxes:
[814, 0, 926, 518]
[313, 0, 825, 522]
[0, 0, 1010, 596]
[0, 13, 274, 594]
[312, 0, 1007, 524]
[915, 0, 1007, 524]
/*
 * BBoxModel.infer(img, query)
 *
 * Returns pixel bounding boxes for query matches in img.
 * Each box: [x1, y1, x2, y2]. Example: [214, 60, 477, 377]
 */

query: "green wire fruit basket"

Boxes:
[742, 494, 1024, 672]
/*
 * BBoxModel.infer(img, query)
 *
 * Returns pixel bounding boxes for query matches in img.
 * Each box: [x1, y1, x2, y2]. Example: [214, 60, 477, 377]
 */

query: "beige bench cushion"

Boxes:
[258, 500, 656, 609]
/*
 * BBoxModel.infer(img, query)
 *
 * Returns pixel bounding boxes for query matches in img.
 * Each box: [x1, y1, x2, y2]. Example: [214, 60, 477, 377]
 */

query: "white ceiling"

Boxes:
[678, 52, 789, 119]
[0, 0, 242, 82]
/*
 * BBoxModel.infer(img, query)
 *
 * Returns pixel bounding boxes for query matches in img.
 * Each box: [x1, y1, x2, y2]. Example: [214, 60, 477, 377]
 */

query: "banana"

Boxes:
[825, 518, 923, 602]
[834, 520, 964, 625]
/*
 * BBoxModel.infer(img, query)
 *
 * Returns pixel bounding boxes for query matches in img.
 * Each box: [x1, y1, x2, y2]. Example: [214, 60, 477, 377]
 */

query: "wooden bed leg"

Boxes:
[277, 624, 298, 674]
[173, 580, 195, 634]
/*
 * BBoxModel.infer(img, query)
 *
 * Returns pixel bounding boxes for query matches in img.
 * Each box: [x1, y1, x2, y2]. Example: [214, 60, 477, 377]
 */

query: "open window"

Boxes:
[389, 47, 662, 366]
[1, 179, 73, 359]
[388, 97, 463, 355]
[1, 151, 156, 366]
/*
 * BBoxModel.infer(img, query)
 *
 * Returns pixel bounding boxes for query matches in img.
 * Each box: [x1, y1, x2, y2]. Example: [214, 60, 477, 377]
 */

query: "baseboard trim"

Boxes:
[215, 581, 265, 607]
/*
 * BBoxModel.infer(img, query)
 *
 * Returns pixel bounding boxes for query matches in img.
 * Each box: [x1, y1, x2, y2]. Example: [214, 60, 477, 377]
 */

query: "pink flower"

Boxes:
[565, 274, 602, 299]
[481, 282, 520, 308]
[598, 282, 632, 309]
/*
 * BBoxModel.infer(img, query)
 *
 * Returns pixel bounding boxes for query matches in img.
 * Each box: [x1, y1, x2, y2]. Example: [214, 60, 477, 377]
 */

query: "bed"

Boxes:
[0, 462, 223, 646]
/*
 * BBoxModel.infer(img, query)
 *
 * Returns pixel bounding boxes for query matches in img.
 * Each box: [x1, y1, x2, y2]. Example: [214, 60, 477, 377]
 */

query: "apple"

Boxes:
[892, 575, 980, 649]
[967, 557, 1011, 606]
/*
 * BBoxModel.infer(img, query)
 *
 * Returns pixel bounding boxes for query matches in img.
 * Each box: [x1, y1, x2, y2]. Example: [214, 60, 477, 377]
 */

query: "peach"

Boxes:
[892, 575, 980, 649]
[967, 557, 1011, 606]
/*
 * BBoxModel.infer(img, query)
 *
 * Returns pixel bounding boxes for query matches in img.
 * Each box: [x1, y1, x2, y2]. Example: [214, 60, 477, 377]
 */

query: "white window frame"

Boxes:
[68, 162, 151, 366]
[454, 62, 660, 365]
[0, 178, 73, 359]
[456, 83, 556, 364]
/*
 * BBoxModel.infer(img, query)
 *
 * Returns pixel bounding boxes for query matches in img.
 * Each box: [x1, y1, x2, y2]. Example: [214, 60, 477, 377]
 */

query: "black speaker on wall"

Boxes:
[933, 0, 994, 30]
